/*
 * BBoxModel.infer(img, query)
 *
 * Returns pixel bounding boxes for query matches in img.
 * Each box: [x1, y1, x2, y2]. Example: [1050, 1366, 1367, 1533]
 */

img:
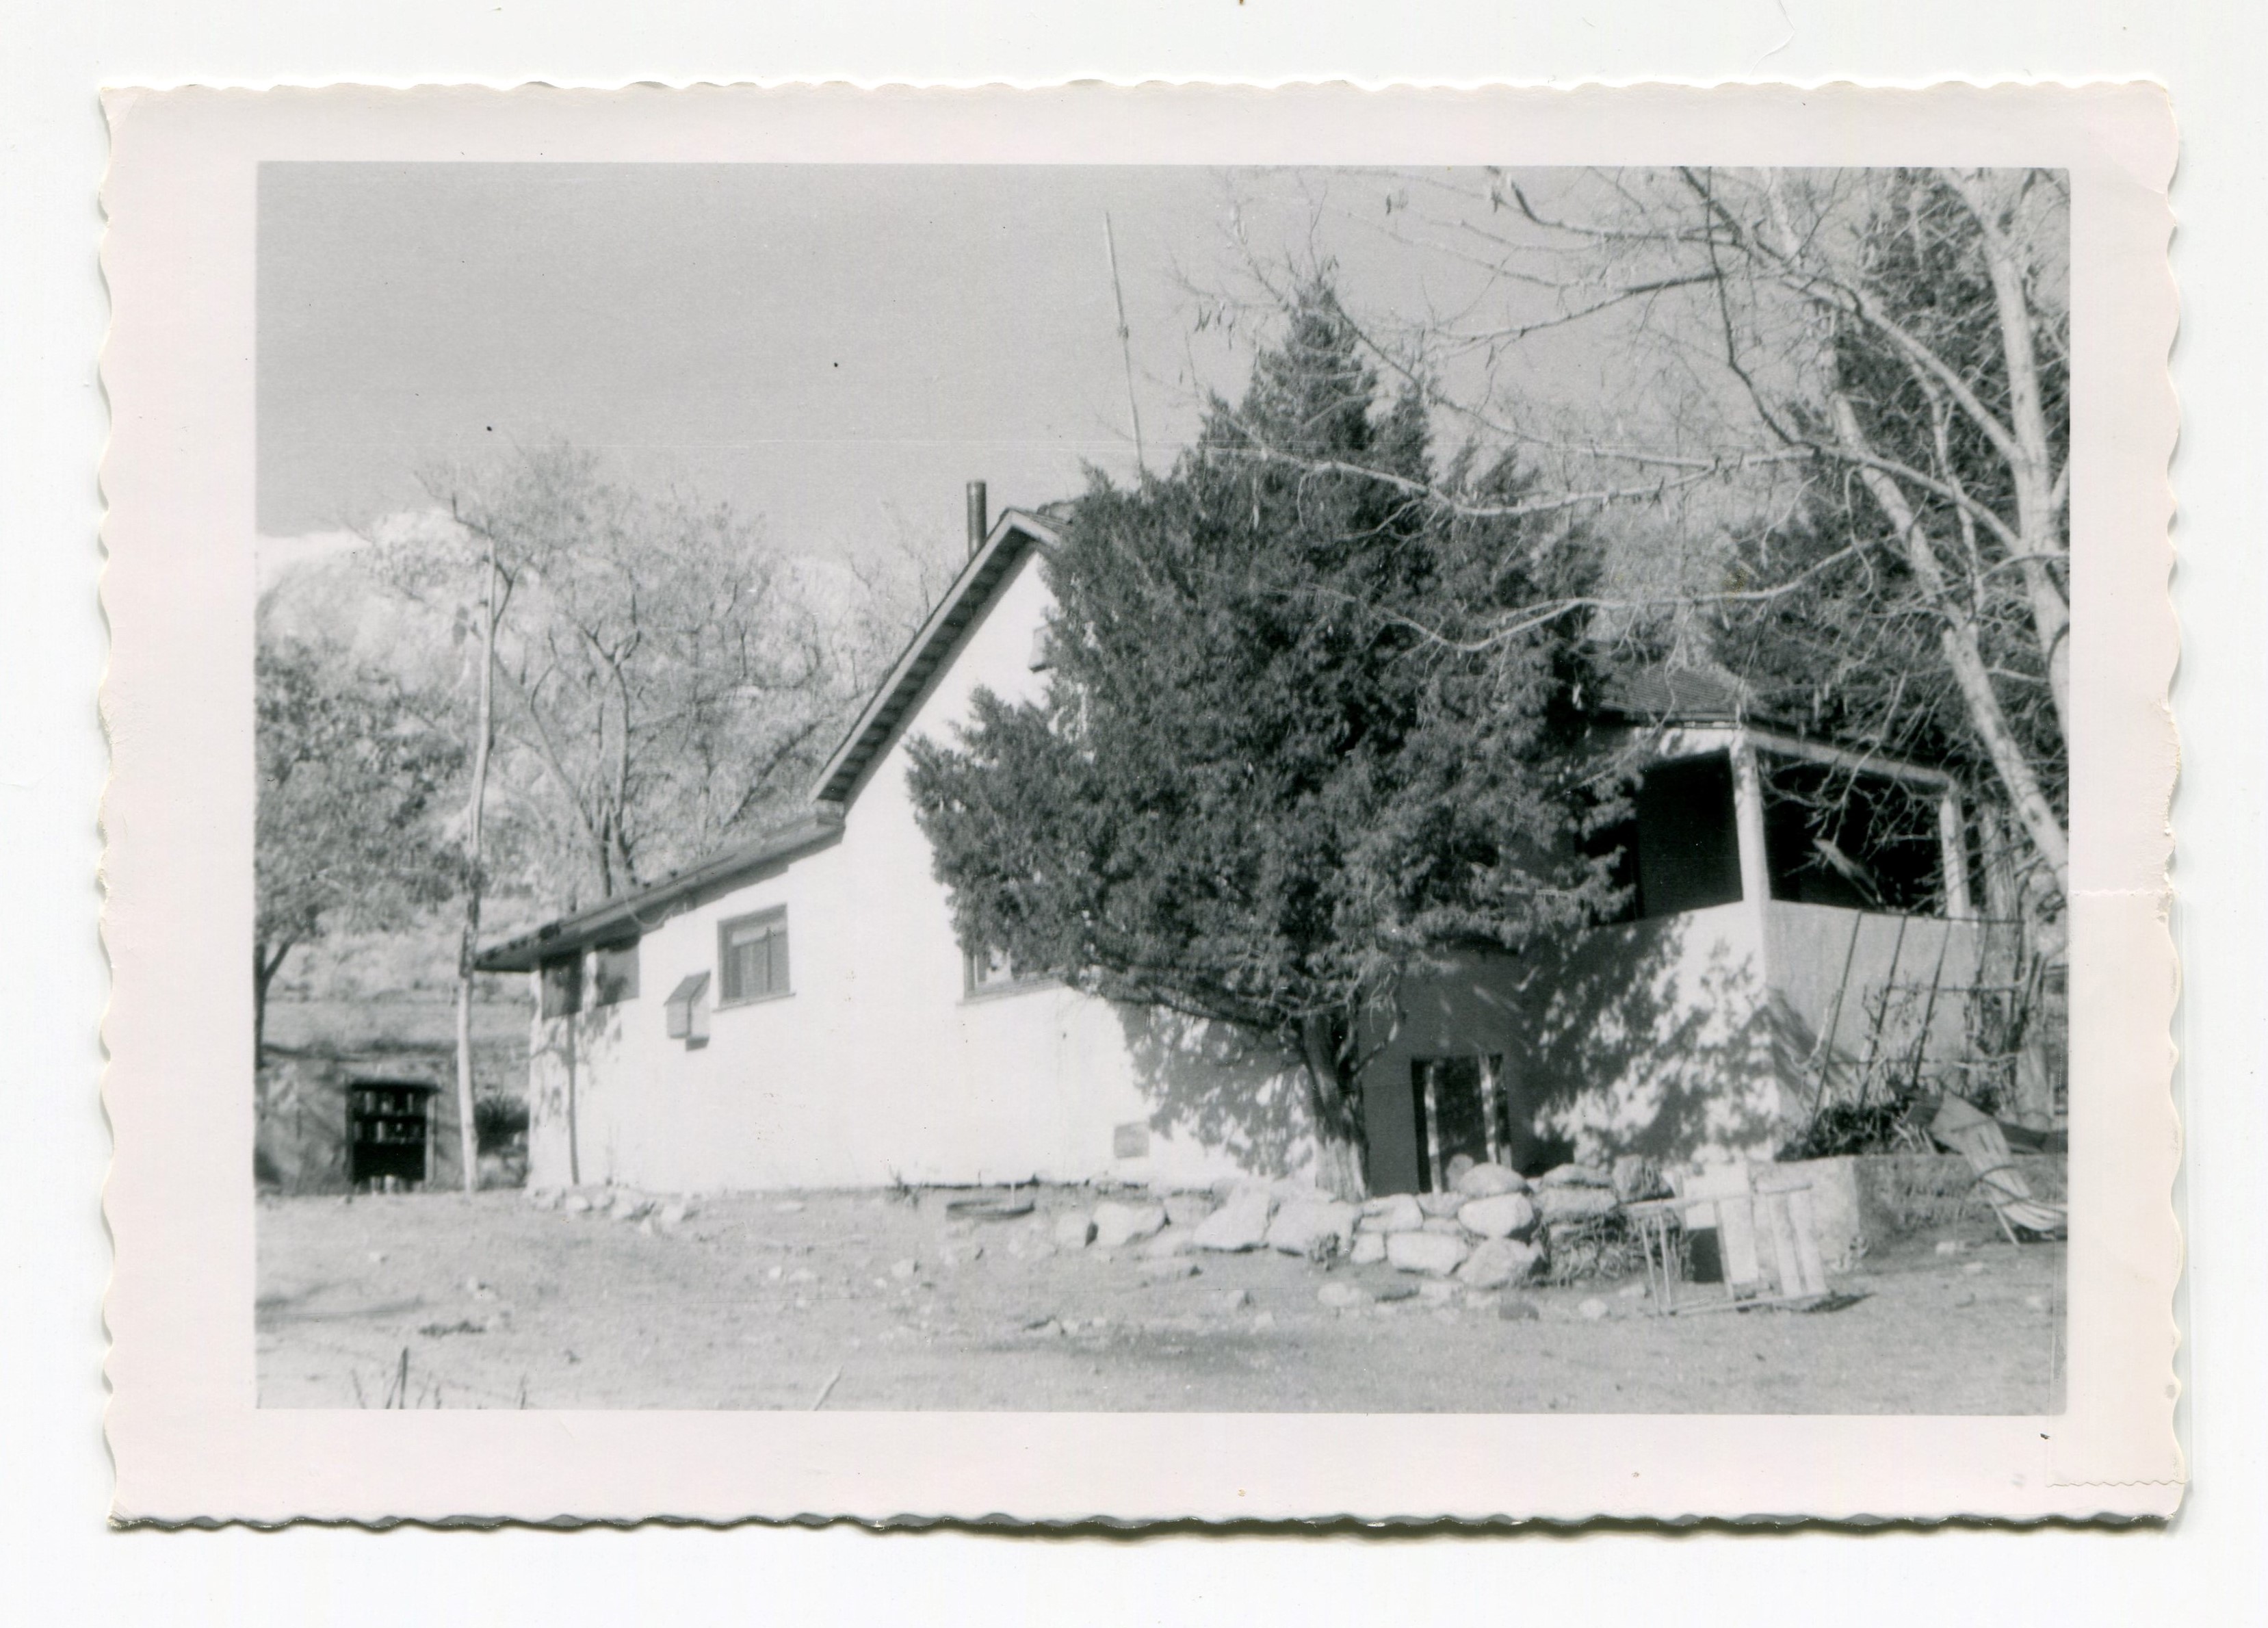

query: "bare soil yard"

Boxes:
[257, 1187, 2063, 1413]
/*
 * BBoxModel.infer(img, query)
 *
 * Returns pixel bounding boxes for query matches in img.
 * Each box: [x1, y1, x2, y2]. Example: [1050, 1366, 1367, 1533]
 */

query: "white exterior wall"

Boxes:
[527, 548, 1294, 1193]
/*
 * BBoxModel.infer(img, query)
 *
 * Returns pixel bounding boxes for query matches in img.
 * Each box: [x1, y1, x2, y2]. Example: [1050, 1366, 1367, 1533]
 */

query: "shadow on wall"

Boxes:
[1110, 918, 1795, 1184]
[530, 1002, 627, 1187]
[1507, 912, 1791, 1167]
[1115, 1005, 1308, 1180]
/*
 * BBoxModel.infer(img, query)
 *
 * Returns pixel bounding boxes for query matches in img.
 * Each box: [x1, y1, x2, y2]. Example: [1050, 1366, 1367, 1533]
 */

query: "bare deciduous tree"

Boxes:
[1205, 167, 2070, 938]
[383, 443, 857, 908]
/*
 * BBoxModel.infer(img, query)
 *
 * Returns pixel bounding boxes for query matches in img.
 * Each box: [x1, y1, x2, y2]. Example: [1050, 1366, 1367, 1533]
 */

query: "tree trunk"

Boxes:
[455, 532, 499, 1197]
[1943, 167, 2073, 745]
[252, 938, 293, 1065]
[1832, 396, 2070, 905]
[1299, 1013, 1369, 1201]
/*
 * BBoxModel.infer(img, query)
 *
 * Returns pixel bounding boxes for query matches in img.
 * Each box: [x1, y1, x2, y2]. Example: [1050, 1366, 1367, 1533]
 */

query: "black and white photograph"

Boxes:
[249, 157, 2076, 1415]
[92, 81, 2178, 1523]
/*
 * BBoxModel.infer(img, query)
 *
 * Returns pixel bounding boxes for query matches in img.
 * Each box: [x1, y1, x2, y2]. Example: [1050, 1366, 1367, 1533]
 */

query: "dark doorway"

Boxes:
[1633, 751, 1744, 917]
[349, 1082, 435, 1187]
[1586, 751, 1745, 922]
[1409, 1055, 1508, 1192]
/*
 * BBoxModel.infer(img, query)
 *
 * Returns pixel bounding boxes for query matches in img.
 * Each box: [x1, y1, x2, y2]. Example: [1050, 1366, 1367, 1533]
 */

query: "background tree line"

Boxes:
[255, 443, 947, 1183]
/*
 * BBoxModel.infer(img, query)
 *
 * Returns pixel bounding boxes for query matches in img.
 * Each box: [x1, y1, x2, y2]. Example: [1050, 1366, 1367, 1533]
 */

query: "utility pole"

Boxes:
[453, 524, 498, 1196]
[1104, 213, 1147, 474]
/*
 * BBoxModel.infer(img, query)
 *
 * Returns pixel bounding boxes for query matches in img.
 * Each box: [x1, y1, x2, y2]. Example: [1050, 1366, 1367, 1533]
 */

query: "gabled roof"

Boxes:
[809, 507, 1059, 806]
[473, 507, 1060, 972]
[471, 807, 844, 972]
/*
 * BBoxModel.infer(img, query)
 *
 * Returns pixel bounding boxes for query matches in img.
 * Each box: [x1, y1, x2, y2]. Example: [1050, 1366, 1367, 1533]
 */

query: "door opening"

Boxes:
[1409, 1055, 1509, 1192]
[349, 1081, 436, 1188]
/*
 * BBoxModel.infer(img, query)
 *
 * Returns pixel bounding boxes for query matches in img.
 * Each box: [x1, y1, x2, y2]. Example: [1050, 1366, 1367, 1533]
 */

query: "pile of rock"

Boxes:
[982, 1155, 1659, 1292]
[527, 1184, 696, 1234]
[1344, 1161, 1546, 1289]
[1039, 1163, 1568, 1292]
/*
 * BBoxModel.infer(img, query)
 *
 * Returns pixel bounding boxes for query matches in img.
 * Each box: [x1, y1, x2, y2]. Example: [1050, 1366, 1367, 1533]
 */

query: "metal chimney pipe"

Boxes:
[965, 480, 989, 556]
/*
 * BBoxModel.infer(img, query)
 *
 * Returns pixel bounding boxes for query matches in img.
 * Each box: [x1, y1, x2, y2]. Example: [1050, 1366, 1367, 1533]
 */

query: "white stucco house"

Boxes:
[479, 495, 2022, 1198]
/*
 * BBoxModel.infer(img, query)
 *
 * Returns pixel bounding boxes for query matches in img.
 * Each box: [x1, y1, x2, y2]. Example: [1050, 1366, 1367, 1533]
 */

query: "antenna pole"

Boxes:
[1104, 213, 1147, 475]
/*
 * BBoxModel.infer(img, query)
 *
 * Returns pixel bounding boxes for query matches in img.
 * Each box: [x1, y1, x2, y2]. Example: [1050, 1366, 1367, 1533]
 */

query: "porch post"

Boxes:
[1731, 734, 1773, 907]
[1938, 792, 1974, 918]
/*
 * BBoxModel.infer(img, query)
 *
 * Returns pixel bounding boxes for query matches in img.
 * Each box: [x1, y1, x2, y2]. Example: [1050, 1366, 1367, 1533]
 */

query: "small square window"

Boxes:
[718, 907, 790, 1004]
[539, 953, 583, 1018]
[595, 939, 640, 1005]
[964, 944, 1019, 994]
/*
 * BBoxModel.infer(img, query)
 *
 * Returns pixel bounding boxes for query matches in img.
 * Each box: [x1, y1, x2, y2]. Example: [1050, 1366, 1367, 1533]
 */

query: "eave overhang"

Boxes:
[807, 508, 1060, 807]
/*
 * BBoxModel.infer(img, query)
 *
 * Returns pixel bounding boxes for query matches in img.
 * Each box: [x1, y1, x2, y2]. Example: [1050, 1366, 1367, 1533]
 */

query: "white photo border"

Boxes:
[99, 81, 2180, 1523]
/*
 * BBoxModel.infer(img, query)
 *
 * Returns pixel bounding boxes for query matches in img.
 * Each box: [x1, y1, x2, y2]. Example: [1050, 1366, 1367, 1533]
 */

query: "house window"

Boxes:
[539, 953, 584, 1018]
[1759, 753, 1946, 915]
[664, 970, 711, 1048]
[963, 944, 1053, 998]
[718, 907, 790, 1004]
[965, 945, 1019, 995]
[594, 938, 640, 1005]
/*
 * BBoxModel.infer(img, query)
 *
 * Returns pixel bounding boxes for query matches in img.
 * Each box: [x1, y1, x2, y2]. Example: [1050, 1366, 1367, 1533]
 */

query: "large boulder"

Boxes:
[1453, 1161, 1527, 1198]
[1416, 1190, 1468, 1218]
[1162, 1191, 1216, 1229]
[1267, 1199, 1359, 1258]
[1053, 1211, 1097, 1250]
[1192, 1187, 1275, 1252]
[1457, 1193, 1538, 1240]
[1091, 1201, 1167, 1250]
[1349, 1230, 1387, 1265]
[1385, 1230, 1470, 1277]
[1539, 1162, 1613, 1189]
[1420, 1215, 1468, 1237]
[1357, 1193, 1424, 1234]
[1456, 1237, 1543, 1289]
[1535, 1185, 1618, 1224]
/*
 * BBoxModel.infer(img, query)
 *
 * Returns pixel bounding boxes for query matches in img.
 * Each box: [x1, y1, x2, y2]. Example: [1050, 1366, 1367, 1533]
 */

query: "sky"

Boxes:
[257, 163, 1537, 565]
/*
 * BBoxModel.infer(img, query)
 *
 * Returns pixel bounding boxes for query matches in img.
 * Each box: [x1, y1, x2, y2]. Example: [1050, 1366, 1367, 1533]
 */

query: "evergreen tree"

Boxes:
[908, 283, 1608, 1197]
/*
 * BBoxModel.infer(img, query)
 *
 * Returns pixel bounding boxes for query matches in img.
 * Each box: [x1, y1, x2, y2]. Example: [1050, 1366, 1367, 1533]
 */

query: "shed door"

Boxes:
[1409, 1056, 1507, 1192]
[350, 1085, 431, 1186]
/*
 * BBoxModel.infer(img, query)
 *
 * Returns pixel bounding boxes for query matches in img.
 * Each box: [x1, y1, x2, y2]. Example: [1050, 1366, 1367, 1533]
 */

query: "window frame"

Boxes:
[716, 905, 792, 1007]
[961, 944, 1055, 1002]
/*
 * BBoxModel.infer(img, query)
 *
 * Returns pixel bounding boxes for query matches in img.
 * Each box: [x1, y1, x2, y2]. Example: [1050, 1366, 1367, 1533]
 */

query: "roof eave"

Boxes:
[808, 508, 1060, 807]
[471, 807, 845, 973]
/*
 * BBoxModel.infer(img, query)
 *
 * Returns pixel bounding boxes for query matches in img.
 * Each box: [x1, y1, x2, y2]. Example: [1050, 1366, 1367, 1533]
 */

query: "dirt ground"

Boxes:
[257, 1185, 2065, 1413]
